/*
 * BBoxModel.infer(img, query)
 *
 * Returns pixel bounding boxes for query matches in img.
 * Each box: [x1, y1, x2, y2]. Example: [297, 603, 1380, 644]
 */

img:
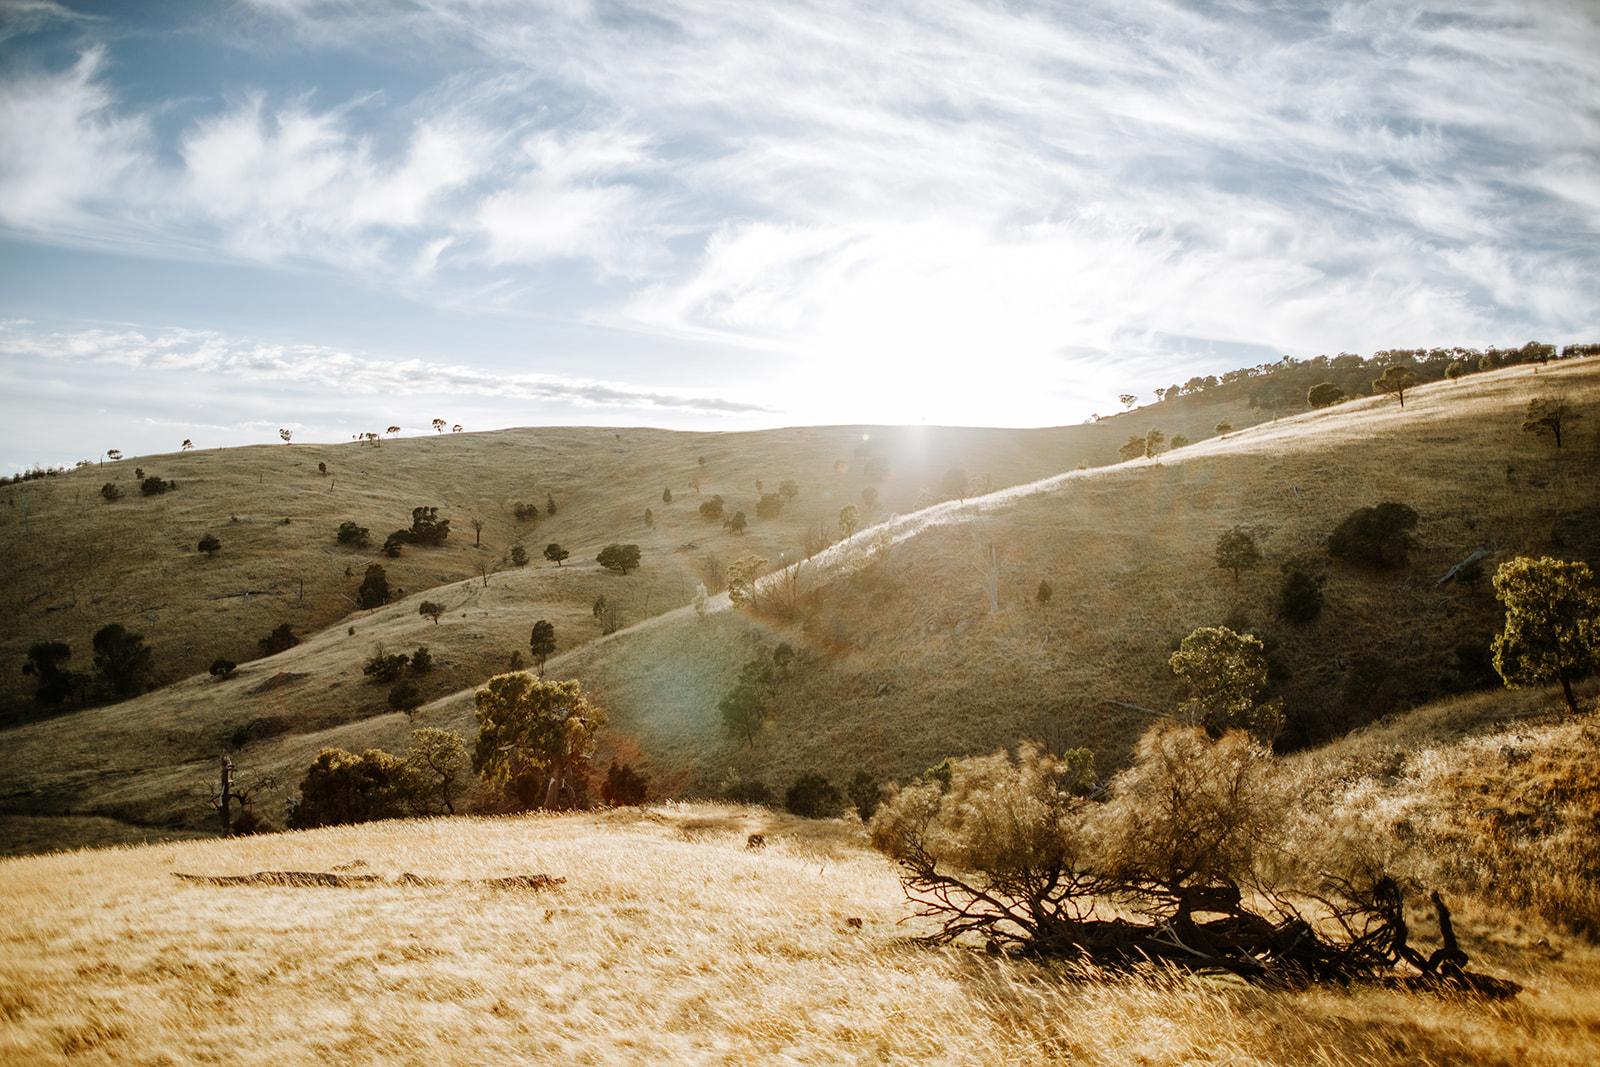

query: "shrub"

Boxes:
[601, 760, 650, 806]
[290, 748, 410, 828]
[755, 493, 783, 519]
[543, 543, 569, 566]
[382, 531, 406, 557]
[1036, 580, 1053, 606]
[92, 624, 152, 699]
[847, 771, 882, 821]
[529, 620, 557, 674]
[336, 521, 371, 548]
[258, 623, 299, 657]
[357, 563, 390, 608]
[363, 651, 410, 683]
[1214, 526, 1260, 582]
[388, 681, 423, 714]
[545, 493, 557, 516]
[197, 534, 221, 556]
[209, 658, 237, 679]
[418, 600, 444, 625]
[1169, 434, 1190, 449]
[510, 544, 529, 566]
[596, 543, 641, 575]
[1491, 556, 1600, 715]
[643, 507, 653, 527]
[785, 773, 843, 818]
[1307, 382, 1345, 408]
[838, 504, 859, 538]
[661, 487, 672, 504]
[513, 501, 539, 522]
[410, 645, 433, 674]
[140, 476, 174, 496]
[698, 495, 725, 520]
[1328, 501, 1418, 568]
[100, 483, 121, 502]
[1276, 565, 1324, 624]
[723, 510, 747, 534]
[1214, 421, 1233, 436]
[22, 642, 74, 705]
[1169, 625, 1283, 743]
[473, 674, 605, 811]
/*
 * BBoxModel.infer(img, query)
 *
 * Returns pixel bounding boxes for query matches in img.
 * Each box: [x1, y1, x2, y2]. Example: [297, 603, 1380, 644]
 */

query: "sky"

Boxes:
[1, 0, 1597, 470]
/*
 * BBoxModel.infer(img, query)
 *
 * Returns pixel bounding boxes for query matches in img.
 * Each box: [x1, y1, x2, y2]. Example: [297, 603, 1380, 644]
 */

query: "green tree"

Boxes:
[388, 681, 423, 715]
[1491, 556, 1600, 715]
[1118, 435, 1146, 461]
[1307, 382, 1345, 408]
[1374, 365, 1419, 408]
[1143, 428, 1165, 459]
[1214, 527, 1260, 583]
[719, 657, 773, 745]
[785, 773, 843, 818]
[407, 506, 450, 546]
[92, 624, 152, 699]
[529, 619, 557, 675]
[1328, 502, 1418, 568]
[357, 563, 390, 609]
[473, 674, 606, 810]
[1522, 396, 1578, 449]
[1168, 625, 1283, 743]
[1276, 565, 1324, 625]
[290, 748, 409, 827]
[596, 543, 641, 575]
[405, 728, 470, 814]
[543, 543, 569, 566]
[22, 641, 74, 705]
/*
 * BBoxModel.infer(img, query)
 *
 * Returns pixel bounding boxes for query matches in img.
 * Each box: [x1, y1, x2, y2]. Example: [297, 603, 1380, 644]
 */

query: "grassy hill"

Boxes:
[1, 359, 1594, 847]
[1, 687, 1596, 1065]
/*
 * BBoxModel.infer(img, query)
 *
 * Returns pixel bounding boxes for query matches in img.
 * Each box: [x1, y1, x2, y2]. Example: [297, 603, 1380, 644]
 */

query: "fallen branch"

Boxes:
[1437, 547, 1492, 586]
[174, 869, 564, 891]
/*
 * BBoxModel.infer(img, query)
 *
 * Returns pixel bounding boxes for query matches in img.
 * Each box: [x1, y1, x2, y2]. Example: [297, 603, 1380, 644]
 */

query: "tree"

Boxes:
[1143, 428, 1165, 459]
[279, 428, 293, 445]
[452, 424, 463, 433]
[357, 563, 390, 609]
[336, 520, 370, 548]
[514, 501, 539, 522]
[100, 483, 121, 502]
[404, 728, 470, 815]
[719, 656, 772, 744]
[140, 475, 173, 496]
[1169, 625, 1284, 743]
[1445, 361, 1465, 382]
[1522, 396, 1577, 449]
[1491, 556, 1600, 715]
[432, 418, 446, 434]
[643, 507, 654, 527]
[698, 495, 725, 521]
[942, 467, 970, 500]
[1276, 565, 1324, 625]
[755, 493, 783, 519]
[1374, 365, 1419, 408]
[1328, 502, 1418, 568]
[778, 480, 799, 502]
[407, 506, 450, 546]
[383, 531, 406, 557]
[1118, 435, 1147, 461]
[197, 533, 221, 557]
[785, 773, 843, 818]
[388, 681, 423, 715]
[22, 642, 73, 705]
[529, 620, 557, 674]
[848, 771, 882, 821]
[727, 554, 768, 609]
[92, 623, 152, 699]
[1307, 382, 1345, 409]
[662, 487, 672, 504]
[473, 674, 605, 810]
[862, 485, 879, 510]
[1036, 580, 1053, 606]
[1214, 527, 1260, 582]
[418, 600, 444, 625]
[1119, 393, 1137, 409]
[290, 748, 410, 827]
[601, 760, 650, 806]
[510, 544, 529, 566]
[470, 517, 485, 547]
[181, 438, 193, 451]
[544, 543, 569, 566]
[258, 623, 299, 656]
[596, 543, 641, 575]
[410, 645, 433, 674]
[363, 651, 410, 683]
[838, 504, 859, 539]
[724, 510, 748, 535]
[545, 492, 557, 516]
[209, 658, 236, 679]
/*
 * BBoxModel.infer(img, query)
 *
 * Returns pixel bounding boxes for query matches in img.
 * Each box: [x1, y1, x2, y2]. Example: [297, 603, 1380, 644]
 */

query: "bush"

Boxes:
[140, 476, 174, 496]
[721, 778, 771, 805]
[596, 543, 641, 575]
[1307, 382, 1345, 408]
[418, 600, 444, 625]
[601, 760, 650, 806]
[407, 506, 450, 546]
[100, 483, 121, 502]
[258, 623, 299, 657]
[698, 495, 725, 521]
[90, 624, 151, 699]
[510, 544, 529, 566]
[1276, 565, 1324, 624]
[209, 658, 237, 679]
[1214, 527, 1260, 582]
[544, 543, 569, 566]
[1328, 502, 1418, 568]
[197, 533, 221, 556]
[336, 521, 371, 548]
[289, 747, 411, 828]
[363, 651, 410, 683]
[848, 771, 882, 821]
[357, 563, 390, 609]
[513, 501, 539, 522]
[785, 773, 843, 818]
[755, 493, 783, 519]
[410, 645, 433, 674]
[723, 510, 747, 534]
[388, 681, 423, 714]
[22, 642, 74, 705]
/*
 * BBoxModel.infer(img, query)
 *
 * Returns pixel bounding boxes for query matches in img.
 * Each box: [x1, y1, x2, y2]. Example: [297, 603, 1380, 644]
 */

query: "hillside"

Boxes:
[1, 359, 1594, 847]
[1, 686, 1597, 1066]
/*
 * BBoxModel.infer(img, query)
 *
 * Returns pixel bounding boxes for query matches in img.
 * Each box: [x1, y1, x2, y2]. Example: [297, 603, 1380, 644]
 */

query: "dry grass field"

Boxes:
[2, 686, 1598, 1066]
[2, 359, 1595, 848]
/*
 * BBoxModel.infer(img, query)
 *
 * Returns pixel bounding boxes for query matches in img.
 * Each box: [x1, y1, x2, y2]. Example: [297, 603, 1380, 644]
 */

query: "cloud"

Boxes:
[0, 323, 772, 415]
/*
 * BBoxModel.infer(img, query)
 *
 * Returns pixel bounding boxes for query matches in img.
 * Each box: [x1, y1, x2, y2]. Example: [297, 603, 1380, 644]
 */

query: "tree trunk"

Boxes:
[543, 757, 565, 810]
[1560, 675, 1578, 715]
[219, 756, 233, 836]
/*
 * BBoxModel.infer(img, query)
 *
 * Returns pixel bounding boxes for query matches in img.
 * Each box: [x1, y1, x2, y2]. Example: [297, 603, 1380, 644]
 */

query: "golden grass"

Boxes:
[1, 799, 1597, 1065]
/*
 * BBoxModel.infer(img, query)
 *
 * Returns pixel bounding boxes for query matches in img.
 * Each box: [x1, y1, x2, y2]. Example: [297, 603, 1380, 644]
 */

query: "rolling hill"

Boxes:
[1, 357, 1595, 849]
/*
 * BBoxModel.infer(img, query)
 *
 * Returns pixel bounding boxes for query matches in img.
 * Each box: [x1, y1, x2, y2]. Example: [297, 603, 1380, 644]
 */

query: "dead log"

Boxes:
[1437, 548, 1491, 586]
